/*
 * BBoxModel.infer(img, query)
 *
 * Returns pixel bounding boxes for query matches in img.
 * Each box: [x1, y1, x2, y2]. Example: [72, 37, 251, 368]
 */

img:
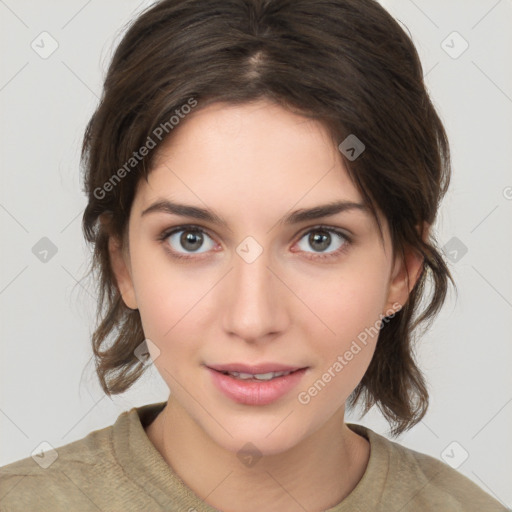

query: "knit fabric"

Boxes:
[0, 401, 506, 511]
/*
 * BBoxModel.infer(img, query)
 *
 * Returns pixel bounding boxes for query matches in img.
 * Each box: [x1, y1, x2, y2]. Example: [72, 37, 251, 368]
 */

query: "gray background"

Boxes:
[0, 0, 511, 507]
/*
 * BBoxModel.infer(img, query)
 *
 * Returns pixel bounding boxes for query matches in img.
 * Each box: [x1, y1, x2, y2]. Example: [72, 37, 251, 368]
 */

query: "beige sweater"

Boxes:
[0, 401, 507, 511]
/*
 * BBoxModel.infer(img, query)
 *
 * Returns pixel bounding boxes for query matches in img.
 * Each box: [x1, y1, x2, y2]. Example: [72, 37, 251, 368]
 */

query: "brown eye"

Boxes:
[295, 227, 351, 260]
[308, 230, 331, 251]
[178, 230, 205, 252]
[161, 227, 216, 258]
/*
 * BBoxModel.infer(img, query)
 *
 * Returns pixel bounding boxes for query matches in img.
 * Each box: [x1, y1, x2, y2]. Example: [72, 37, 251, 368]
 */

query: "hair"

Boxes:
[80, 0, 456, 437]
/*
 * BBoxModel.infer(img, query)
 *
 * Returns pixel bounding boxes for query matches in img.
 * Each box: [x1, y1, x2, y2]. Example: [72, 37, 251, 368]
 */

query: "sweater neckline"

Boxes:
[112, 401, 388, 511]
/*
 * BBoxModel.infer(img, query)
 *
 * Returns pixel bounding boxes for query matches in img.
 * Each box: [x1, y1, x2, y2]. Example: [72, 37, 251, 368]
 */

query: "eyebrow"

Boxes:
[140, 199, 370, 229]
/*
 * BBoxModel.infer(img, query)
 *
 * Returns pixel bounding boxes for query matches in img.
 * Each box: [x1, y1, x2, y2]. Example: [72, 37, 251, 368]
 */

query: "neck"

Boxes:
[145, 399, 370, 512]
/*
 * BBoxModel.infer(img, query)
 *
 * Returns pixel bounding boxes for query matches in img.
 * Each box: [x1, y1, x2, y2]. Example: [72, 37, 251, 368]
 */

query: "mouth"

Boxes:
[217, 369, 297, 381]
[207, 363, 306, 381]
[206, 363, 309, 405]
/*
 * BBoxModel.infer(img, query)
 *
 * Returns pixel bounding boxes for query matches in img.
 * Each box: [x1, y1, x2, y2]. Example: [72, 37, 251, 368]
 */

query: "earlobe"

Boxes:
[386, 248, 424, 313]
[384, 223, 429, 314]
[108, 235, 138, 310]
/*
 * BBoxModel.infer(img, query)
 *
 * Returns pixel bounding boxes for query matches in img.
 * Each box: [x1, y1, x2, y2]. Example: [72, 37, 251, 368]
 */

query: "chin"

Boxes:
[220, 430, 303, 458]
[204, 411, 314, 457]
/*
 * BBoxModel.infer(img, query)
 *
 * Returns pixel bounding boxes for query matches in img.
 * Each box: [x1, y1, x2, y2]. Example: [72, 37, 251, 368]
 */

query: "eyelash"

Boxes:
[157, 224, 353, 262]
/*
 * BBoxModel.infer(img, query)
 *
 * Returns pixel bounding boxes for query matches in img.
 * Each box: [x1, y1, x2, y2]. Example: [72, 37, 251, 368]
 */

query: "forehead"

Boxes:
[137, 100, 363, 206]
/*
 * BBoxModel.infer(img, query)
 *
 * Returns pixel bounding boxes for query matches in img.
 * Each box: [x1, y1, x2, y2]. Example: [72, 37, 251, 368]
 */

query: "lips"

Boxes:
[206, 363, 308, 405]
[207, 362, 304, 374]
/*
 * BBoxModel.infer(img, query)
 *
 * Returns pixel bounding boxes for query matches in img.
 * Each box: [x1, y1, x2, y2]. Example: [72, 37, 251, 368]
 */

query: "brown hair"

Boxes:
[80, 0, 456, 437]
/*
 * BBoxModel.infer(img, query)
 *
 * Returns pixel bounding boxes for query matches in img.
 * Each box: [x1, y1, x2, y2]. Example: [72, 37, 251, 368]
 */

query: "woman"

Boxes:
[0, 0, 506, 510]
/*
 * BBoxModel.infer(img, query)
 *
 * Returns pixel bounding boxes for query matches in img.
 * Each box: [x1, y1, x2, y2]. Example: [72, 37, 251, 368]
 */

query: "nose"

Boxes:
[222, 242, 287, 343]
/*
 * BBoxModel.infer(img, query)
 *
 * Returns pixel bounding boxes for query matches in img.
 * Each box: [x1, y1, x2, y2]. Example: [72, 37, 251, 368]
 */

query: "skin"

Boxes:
[108, 99, 426, 511]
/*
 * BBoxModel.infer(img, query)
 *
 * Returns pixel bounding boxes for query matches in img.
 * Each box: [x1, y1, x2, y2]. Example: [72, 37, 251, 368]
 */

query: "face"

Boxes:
[109, 99, 420, 455]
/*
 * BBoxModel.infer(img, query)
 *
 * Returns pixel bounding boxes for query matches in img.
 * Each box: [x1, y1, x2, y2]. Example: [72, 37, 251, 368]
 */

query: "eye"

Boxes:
[158, 224, 352, 261]
[294, 226, 352, 260]
[159, 226, 217, 259]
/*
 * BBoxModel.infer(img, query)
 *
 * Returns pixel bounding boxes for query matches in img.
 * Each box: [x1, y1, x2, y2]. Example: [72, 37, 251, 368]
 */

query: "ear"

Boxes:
[383, 222, 429, 314]
[103, 218, 138, 310]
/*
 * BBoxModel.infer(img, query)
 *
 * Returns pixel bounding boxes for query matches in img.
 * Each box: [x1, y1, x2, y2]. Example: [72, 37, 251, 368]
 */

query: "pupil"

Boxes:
[310, 231, 330, 251]
[182, 231, 203, 252]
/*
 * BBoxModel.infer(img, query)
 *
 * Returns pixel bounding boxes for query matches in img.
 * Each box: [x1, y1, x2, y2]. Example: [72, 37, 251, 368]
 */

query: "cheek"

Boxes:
[130, 254, 213, 366]
[303, 256, 390, 341]
[299, 289, 382, 414]
[297, 256, 390, 396]
[138, 282, 206, 344]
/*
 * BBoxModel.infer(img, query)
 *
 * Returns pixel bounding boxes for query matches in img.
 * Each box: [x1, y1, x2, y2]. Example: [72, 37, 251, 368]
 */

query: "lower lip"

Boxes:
[207, 367, 307, 405]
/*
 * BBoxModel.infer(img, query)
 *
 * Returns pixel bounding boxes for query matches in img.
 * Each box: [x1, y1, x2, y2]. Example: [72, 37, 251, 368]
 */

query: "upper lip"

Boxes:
[206, 363, 306, 374]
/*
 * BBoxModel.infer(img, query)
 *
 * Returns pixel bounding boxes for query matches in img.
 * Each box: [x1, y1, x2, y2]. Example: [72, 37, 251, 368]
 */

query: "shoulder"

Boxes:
[0, 420, 119, 511]
[0, 403, 168, 512]
[393, 443, 503, 510]
[349, 423, 508, 511]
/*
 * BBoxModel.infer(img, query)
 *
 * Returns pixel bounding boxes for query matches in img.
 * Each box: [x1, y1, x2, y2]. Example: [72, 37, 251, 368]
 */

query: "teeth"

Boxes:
[226, 370, 293, 380]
